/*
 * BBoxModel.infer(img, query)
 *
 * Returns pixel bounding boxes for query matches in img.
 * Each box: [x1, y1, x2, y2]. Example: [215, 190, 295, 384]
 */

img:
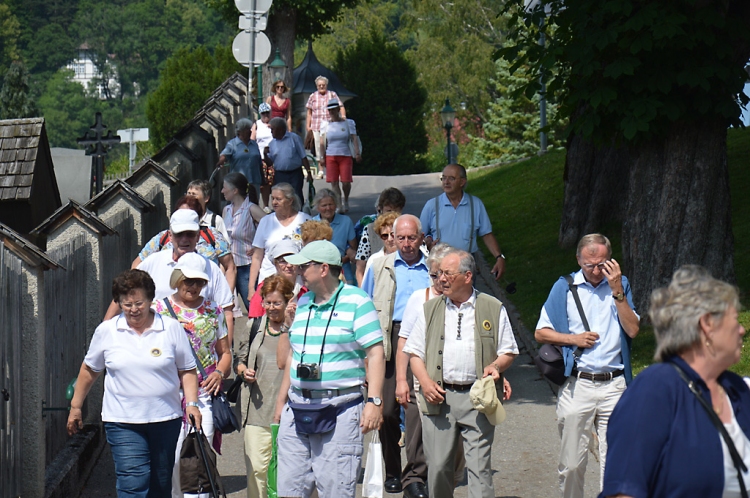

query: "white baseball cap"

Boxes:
[170, 209, 200, 234]
[170, 253, 209, 289]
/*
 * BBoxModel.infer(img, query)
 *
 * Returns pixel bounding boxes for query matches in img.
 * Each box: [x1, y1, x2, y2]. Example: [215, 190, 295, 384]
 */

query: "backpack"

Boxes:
[159, 226, 217, 250]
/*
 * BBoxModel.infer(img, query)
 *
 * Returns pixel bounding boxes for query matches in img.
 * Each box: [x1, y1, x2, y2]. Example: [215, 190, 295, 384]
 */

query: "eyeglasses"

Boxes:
[276, 85, 285, 89]
[437, 269, 466, 279]
[173, 231, 198, 239]
[429, 273, 438, 280]
[440, 175, 462, 183]
[582, 263, 607, 270]
[183, 278, 206, 288]
[395, 235, 420, 243]
[275, 258, 293, 267]
[263, 301, 285, 309]
[121, 300, 147, 310]
[298, 262, 321, 271]
[379, 232, 395, 241]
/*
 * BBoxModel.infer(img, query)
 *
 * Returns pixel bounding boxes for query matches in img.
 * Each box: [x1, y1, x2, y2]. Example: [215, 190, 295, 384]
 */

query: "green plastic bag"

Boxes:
[267, 423, 280, 498]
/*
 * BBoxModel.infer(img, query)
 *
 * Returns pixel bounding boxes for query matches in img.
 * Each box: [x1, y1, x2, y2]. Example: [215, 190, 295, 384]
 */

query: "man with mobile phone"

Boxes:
[534, 233, 640, 498]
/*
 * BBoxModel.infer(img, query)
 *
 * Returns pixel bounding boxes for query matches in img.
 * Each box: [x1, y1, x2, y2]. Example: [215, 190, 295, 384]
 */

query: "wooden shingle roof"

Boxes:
[0, 118, 44, 201]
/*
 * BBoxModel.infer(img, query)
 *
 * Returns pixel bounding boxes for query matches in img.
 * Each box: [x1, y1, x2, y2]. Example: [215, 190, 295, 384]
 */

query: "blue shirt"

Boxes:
[362, 252, 430, 322]
[267, 132, 306, 172]
[536, 270, 639, 376]
[601, 356, 750, 498]
[419, 192, 493, 253]
[220, 136, 262, 185]
[313, 213, 355, 256]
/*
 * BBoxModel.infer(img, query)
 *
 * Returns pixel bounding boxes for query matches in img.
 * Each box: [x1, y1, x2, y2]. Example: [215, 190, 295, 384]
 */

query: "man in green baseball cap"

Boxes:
[272, 239, 386, 498]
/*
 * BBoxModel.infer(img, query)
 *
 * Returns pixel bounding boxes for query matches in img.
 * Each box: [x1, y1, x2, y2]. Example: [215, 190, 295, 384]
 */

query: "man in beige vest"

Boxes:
[405, 249, 518, 498]
[361, 214, 431, 498]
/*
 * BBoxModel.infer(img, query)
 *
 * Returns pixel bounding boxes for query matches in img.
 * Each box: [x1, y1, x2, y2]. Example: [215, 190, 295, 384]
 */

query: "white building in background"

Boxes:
[66, 44, 120, 100]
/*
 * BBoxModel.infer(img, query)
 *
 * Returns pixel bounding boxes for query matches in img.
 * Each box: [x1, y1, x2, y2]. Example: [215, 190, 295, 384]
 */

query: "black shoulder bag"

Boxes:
[163, 298, 241, 434]
[670, 363, 748, 498]
[534, 275, 587, 385]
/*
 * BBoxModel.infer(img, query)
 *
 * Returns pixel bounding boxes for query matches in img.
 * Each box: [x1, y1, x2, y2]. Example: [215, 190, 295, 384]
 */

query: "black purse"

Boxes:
[163, 298, 241, 434]
[534, 275, 587, 385]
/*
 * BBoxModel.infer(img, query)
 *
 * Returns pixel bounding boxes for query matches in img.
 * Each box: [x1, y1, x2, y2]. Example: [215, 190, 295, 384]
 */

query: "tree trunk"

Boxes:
[559, 133, 631, 248]
[622, 119, 735, 314]
[263, 9, 296, 104]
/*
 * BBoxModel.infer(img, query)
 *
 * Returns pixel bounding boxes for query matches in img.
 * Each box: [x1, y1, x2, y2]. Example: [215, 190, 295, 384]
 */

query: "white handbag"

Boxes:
[362, 431, 384, 498]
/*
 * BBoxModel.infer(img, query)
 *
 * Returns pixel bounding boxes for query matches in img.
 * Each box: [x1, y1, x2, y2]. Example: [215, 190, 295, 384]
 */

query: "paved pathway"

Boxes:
[80, 173, 601, 497]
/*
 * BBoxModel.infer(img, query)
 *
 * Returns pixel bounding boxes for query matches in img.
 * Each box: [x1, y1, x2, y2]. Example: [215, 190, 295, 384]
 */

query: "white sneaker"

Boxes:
[342, 200, 349, 213]
[316, 170, 324, 179]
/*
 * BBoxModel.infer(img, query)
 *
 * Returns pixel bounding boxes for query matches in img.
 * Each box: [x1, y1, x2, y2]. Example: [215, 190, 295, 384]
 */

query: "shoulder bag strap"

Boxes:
[564, 275, 587, 359]
[670, 362, 748, 498]
[163, 298, 208, 379]
[468, 193, 475, 252]
[247, 316, 266, 372]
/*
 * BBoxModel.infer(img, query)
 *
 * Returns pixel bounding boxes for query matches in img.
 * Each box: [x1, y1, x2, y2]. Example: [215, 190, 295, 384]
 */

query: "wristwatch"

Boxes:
[186, 401, 199, 408]
[367, 397, 382, 406]
[496, 254, 505, 260]
[613, 291, 625, 302]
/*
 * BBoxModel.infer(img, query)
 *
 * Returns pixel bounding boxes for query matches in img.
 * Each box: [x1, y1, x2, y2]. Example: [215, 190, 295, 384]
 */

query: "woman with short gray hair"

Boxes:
[217, 118, 263, 197]
[247, 183, 310, 302]
[601, 265, 750, 498]
[312, 188, 356, 283]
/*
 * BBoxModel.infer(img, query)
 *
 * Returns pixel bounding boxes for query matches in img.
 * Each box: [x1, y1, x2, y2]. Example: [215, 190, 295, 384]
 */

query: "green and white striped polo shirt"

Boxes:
[289, 281, 383, 390]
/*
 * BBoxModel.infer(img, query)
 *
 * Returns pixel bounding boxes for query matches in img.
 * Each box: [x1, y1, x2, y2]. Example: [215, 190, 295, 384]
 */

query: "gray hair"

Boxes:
[447, 249, 476, 276]
[269, 117, 287, 132]
[650, 265, 740, 362]
[271, 183, 301, 212]
[315, 76, 329, 85]
[445, 163, 467, 179]
[426, 243, 452, 268]
[394, 214, 422, 234]
[187, 179, 211, 199]
[236, 118, 254, 132]
[313, 188, 339, 210]
[576, 233, 612, 259]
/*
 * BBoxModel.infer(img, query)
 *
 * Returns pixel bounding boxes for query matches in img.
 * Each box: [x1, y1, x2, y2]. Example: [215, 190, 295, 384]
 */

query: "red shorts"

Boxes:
[325, 155, 353, 183]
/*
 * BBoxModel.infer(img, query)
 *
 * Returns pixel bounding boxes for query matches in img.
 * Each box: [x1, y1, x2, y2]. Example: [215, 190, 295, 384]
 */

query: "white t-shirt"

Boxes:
[85, 313, 196, 423]
[721, 393, 750, 498]
[256, 119, 274, 158]
[325, 119, 356, 157]
[399, 286, 441, 340]
[203, 210, 230, 243]
[252, 212, 310, 281]
[137, 250, 233, 308]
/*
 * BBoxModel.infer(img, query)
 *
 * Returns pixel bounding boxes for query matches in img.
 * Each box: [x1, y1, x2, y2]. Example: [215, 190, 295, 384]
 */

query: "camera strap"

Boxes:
[299, 286, 343, 367]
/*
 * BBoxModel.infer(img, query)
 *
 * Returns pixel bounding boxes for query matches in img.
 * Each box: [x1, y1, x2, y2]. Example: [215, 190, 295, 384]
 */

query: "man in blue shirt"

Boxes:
[264, 117, 313, 206]
[534, 233, 640, 498]
[419, 164, 506, 279]
[362, 214, 431, 498]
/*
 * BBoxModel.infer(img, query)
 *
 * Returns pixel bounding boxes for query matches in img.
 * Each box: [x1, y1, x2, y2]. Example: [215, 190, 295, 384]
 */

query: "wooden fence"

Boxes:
[0, 240, 24, 498]
[43, 235, 91, 465]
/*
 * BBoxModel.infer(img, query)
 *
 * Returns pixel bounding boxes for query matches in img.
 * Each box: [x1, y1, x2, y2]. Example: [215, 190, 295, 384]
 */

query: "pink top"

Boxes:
[270, 96, 290, 119]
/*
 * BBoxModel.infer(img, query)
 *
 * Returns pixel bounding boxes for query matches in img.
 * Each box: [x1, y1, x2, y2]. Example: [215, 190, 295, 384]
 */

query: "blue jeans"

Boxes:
[236, 264, 250, 311]
[105, 418, 182, 498]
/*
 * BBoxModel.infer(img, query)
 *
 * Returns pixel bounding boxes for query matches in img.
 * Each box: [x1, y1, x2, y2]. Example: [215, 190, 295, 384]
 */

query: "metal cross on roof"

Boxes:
[76, 112, 121, 197]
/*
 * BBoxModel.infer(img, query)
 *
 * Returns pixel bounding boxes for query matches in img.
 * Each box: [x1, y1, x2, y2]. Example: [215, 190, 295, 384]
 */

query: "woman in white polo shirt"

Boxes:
[67, 269, 202, 497]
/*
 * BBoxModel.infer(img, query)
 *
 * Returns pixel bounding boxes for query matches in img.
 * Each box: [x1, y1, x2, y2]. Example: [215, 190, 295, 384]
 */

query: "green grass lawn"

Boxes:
[468, 128, 750, 376]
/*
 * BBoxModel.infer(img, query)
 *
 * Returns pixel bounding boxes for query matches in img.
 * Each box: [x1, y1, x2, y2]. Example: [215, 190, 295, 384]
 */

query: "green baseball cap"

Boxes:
[284, 240, 342, 266]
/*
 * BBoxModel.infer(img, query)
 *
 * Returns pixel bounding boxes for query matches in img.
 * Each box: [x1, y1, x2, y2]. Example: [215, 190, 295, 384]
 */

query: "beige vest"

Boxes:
[418, 292, 503, 415]
[369, 252, 397, 360]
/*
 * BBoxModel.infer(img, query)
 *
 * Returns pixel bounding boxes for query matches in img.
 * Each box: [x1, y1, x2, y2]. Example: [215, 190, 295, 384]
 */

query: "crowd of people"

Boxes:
[65, 80, 750, 498]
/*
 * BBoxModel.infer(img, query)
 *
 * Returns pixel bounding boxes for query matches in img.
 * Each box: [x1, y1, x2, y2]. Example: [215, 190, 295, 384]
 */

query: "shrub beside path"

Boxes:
[81, 172, 599, 497]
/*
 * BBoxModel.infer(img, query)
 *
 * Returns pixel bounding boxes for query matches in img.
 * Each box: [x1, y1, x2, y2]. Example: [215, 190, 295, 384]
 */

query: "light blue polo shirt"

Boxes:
[220, 136, 262, 186]
[419, 192, 493, 253]
[267, 131, 307, 172]
[361, 252, 430, 322]
[313, 213, 355, 256]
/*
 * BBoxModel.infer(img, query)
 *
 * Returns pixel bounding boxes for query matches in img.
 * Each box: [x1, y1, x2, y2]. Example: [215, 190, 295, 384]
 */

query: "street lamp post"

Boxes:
[268, 48, 287, 83]
[440, 98, 456, 164]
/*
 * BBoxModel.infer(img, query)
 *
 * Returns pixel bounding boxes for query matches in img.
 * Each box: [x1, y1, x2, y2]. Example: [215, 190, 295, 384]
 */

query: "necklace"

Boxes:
[713, 385, 726, 415]
[266, 318, 282, 337]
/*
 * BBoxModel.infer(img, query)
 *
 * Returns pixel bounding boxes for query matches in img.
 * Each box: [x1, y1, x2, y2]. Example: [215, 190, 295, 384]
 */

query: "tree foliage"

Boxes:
[501, 0, 750, 143]
[0, 60, 36, 119]
[334, 30, 428, 175]
[146, 45, 243, 148]
[468, 57, 565, 165]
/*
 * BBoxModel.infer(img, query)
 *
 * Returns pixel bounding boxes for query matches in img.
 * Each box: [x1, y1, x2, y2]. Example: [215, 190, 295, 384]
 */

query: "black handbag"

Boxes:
[534, 275, 588, 385]
[180, 414, 226, 498]
[163, 298, 241, 434]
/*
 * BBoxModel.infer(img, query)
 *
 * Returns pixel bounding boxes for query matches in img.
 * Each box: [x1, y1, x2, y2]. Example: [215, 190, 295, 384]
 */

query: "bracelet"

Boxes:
[186, 401, 199, 408]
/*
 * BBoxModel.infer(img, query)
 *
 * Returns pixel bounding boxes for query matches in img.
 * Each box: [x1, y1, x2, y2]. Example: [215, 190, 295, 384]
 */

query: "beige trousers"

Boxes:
[244, 425, 273, 498]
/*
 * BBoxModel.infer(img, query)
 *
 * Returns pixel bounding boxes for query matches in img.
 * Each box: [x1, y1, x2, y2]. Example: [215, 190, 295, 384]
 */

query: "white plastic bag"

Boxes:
[362, 431, 384, 498]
